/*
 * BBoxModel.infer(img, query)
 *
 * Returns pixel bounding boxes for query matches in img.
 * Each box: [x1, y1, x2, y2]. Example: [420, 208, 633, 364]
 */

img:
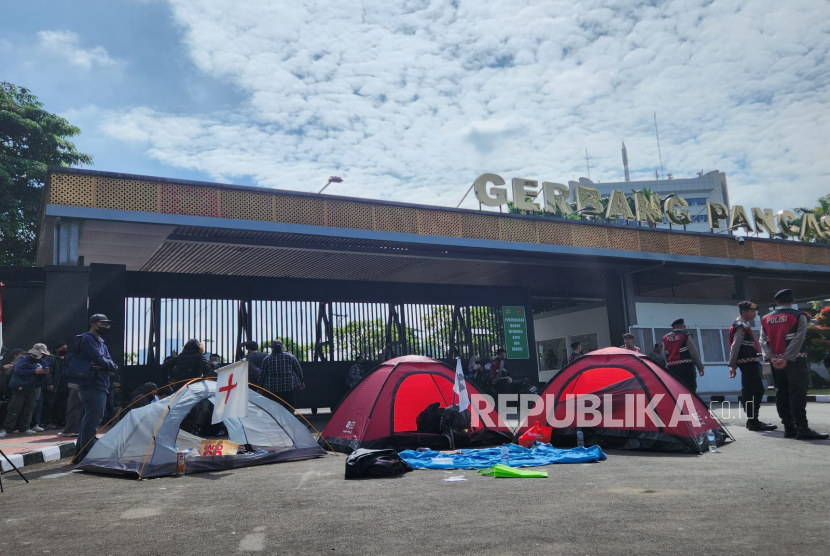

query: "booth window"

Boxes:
[569, 333, 598, 353]
[632, 326, 730, 364]
[537, 338, 566, 371]
[699, 328, 728, 363]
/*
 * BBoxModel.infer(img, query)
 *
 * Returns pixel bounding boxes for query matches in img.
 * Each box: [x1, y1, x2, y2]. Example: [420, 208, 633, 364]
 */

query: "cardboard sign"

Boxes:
[200, 439, 239, 457]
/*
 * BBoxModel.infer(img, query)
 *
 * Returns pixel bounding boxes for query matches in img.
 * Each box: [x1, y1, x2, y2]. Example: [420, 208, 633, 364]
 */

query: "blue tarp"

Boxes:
[399, 442, 607, 470]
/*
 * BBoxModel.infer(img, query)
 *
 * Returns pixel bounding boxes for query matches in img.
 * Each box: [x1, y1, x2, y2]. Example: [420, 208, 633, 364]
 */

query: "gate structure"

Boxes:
[121, 271, 532, 410]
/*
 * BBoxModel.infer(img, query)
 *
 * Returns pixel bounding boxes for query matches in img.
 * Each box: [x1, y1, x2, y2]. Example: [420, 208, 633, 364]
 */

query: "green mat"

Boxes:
[477, 464, 548, 478]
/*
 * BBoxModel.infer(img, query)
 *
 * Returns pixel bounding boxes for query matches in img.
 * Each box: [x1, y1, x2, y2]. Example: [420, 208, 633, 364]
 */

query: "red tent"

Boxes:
[517, 347, 729, 453]
[320, 356, 512, 453]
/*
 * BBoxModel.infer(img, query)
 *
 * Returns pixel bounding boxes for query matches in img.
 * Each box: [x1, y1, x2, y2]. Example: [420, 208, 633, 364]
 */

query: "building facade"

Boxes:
[1, 167, 828, 406]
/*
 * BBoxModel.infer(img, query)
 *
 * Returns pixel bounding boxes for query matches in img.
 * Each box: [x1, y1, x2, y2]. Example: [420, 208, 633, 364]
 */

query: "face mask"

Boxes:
[211, 361, 219, 368]
[97, 326, 109, 335]
[58, 349, 68, 356]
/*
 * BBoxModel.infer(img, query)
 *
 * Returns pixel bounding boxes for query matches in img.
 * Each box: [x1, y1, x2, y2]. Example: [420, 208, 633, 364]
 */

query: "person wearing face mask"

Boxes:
[206, 353, 225, 378]
[71, 314, 118, 463]
[0, 343, 51, 437]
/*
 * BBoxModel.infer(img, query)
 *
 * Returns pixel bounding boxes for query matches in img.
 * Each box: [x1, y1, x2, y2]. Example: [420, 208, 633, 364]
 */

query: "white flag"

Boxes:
[453, 358, 470, 410]
[212, 360, 249, 424]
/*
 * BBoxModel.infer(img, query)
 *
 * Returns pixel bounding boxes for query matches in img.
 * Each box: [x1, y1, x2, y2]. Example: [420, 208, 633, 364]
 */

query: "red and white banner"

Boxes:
[212, 360, 249, 424]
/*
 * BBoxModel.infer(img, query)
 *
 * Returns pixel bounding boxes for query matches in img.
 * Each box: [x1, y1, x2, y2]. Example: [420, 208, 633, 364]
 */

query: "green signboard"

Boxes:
[502, 306, 530, 359]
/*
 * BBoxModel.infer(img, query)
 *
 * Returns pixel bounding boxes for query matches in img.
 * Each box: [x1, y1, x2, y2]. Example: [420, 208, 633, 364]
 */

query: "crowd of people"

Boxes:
[0, 340, 92, 439]
[0, 314, 118, 463]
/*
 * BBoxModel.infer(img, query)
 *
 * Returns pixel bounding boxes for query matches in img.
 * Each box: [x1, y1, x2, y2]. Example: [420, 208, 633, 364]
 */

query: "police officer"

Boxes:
[760, 289, 829, 440]
[620, 333, 641, 352]
[728, 301, 777, 432]
[663, 318, 704, 392]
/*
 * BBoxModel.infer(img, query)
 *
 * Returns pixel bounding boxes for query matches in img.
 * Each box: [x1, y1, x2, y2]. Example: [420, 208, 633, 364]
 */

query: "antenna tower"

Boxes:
[653, 112, 665, 180]
[585, 147, 592, 180]
[621, 141, 630, 182]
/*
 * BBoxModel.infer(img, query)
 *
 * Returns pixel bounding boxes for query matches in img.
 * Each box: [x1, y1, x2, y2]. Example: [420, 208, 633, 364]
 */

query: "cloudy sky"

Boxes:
[3, 0, 829, 210]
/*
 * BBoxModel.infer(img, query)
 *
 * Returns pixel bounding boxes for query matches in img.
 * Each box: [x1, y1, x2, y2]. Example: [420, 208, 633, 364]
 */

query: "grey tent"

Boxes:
[78, 380, 326, 478]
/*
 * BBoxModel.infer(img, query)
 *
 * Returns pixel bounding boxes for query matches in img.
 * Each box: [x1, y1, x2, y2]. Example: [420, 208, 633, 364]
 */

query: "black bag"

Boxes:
[415, 402, 444, 434]
[440, 404, 471, 435]
[345, 448, 413, 479]
[63, 354, 95, 386]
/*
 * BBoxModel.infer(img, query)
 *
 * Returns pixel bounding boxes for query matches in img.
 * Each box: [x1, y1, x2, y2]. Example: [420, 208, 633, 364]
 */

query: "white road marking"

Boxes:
[238, 526, 266, 552]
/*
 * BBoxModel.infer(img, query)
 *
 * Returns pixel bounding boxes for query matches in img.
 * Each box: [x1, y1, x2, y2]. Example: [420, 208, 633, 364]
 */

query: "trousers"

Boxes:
[737, 362, 765, 420]
[2, 387, 41, 431]
[669, 362, 697, 393]
[772, 358, 810, 431]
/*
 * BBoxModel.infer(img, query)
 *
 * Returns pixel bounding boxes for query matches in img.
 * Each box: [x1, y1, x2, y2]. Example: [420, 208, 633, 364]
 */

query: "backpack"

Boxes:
[63, 354, 96, 386]
[415, 402, 445, 434]
[345, 448, 413, 479]
[440, 404, 472, 435]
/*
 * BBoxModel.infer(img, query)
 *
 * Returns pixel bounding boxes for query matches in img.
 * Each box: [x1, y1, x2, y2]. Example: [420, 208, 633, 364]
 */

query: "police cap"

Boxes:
[774, 289, 794, 303]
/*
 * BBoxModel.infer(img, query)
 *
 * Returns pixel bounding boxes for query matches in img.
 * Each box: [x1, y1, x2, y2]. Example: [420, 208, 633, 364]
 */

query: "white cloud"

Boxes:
[37, 30, 118, 69]
[98, 0, 830, 210]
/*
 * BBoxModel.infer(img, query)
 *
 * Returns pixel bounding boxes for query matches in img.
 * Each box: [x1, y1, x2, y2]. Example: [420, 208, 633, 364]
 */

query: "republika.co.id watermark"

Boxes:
[468, 393, 713, 428]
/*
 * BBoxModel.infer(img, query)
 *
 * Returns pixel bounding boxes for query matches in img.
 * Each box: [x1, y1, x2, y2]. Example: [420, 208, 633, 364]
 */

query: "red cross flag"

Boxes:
[212, 360, 249, 424]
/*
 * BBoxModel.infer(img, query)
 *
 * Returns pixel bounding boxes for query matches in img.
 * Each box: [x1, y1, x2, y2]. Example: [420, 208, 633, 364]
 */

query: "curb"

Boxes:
[702, 395, 830, 404]
[1, 441, 76, 473]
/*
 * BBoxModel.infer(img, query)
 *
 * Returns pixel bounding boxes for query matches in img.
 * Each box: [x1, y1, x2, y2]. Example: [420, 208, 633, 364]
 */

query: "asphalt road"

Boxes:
[1, 403, 829, 556]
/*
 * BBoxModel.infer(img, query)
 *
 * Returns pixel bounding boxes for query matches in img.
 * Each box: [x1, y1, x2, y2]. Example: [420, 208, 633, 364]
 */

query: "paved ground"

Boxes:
[1, 403, 829, 556]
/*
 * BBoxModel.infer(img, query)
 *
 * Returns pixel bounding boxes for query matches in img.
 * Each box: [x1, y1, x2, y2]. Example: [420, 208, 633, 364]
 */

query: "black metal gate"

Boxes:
[125, 297, 506, 367]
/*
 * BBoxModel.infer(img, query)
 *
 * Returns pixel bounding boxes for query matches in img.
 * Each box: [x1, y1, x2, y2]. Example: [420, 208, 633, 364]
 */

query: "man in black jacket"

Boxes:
[73, 315, 118, 462]
[162, 339, 209, 388]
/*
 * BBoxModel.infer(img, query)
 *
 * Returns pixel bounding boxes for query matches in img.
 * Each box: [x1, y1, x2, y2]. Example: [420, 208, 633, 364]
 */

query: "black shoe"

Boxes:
[784, 428, 797, 438]
[747, 420, 778, 431]
[796, 428, 830, 440]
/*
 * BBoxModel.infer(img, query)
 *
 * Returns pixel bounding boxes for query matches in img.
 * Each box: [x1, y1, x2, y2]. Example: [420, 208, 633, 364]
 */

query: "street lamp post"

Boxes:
[318, 176, 343, 194]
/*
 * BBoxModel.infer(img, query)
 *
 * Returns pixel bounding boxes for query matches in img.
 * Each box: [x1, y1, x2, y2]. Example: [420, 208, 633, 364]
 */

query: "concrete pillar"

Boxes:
[43, 266, 91, 348]
[604, 270, 629, 347]
[88, 264, 127, 368]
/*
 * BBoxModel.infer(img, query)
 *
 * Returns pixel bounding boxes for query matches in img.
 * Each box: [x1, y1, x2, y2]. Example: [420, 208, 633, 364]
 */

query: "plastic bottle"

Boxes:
[707, 430, 718, 453]
[175, 445, 185, 476]
[500, 444, 510, 466]
[576, 428, 584, 448]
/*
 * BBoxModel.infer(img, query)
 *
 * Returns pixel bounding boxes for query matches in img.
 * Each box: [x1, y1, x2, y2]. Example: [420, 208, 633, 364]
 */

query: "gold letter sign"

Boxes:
[474, 173, 508, 207]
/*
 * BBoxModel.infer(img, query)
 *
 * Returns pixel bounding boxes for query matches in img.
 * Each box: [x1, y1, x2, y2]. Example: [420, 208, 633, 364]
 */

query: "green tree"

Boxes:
[262, 337, 311, 361]
[420, 305, 504, 360]
[333, 317, 419, 360]
[0, 82, 92, 265]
